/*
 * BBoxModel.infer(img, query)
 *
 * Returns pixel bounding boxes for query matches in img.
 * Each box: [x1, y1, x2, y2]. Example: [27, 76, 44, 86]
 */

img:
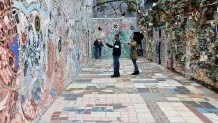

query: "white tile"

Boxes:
[160, 107, 176, 111]
[83, 94, 95, 98]
[106, 112, 121, 117]
[134, 104, 148, 109]
[135, 109, 150, 113]
[137, 114, 153, 119]
[91, 112, 106, 117]
[180, 112, 196, 117]
[170, 102, 185, 107]
[167, 97, 180, 101]
[146, 118, 155, 122]
[168, 117, 186, 122]
[134, 83, 145, 88]
[95, 94, 107, 98]
[174, 107, 190, 112]
[183, 117, 203, 123]
[107, 94, 118, 98]
[157, 102, 171, 107]
[164, 111, 180, 117]
[143, 114, 154, 119]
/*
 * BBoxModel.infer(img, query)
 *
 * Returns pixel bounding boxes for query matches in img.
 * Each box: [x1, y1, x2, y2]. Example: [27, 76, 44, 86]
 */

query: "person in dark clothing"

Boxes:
[94, 39, 100, 59]
[106, 34, 121, 78]
[128, 35, 140, 75]
[99, 39, 104, 59]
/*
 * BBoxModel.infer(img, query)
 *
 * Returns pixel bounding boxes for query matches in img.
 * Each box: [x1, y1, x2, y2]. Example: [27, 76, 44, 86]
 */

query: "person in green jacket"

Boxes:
[128, 35, 140, 75]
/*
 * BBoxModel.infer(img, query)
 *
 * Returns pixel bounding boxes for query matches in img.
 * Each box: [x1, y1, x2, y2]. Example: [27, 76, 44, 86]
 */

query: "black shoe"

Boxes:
[131, 71, 140, 75]
[111, 74, 120, 78]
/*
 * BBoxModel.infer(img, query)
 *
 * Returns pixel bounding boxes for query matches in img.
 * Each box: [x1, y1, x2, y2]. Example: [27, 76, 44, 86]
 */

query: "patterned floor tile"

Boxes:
[39, 59, 218, 123]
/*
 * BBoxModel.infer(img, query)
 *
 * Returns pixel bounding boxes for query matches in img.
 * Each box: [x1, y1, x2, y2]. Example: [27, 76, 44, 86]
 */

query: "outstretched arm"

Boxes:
[106, 43, 113, 48]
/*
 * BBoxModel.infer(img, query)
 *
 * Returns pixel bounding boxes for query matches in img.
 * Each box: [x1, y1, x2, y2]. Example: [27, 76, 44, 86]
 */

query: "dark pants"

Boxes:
[95, 48, 100, 59]
[99, 49, 102, 58]
[113, 56, 120, 75]
[132, 59, 139, 72]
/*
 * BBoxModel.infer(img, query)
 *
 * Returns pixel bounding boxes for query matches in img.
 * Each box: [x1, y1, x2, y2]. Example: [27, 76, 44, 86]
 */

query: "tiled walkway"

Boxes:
[39, 59, 218, 123]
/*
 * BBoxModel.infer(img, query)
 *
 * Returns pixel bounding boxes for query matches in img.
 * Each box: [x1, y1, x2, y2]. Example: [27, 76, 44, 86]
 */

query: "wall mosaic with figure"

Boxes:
[0, 0, 91, 122]
[91, 18, 137, 58]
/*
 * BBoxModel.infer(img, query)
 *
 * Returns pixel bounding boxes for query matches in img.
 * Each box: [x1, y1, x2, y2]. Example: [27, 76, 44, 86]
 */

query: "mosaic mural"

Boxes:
[139, 0, 218, 88]
[92, 0, 140, 18]
[91, 18, 137, 58]
[0, 0, 91, 122]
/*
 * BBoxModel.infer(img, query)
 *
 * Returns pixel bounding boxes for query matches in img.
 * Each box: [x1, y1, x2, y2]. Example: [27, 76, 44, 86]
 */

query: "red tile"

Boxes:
[84, 112, 91, 114]
[195, 86, 205, 89]
[187, 94, 202, 98]
[86, 104, 93, 107]
[208, 94, 218, 101]
[53, 112, 61, 114]
[52, 114, 60, 117]
[51, 118, 60, 121]
[146, 76, 153, 79]
[52, 115, 60, 118]
[60, 117, 68, 120]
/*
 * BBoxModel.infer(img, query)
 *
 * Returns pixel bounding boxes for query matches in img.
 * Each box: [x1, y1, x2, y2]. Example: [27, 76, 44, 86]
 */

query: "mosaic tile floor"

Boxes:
[39, 58, 218, 123]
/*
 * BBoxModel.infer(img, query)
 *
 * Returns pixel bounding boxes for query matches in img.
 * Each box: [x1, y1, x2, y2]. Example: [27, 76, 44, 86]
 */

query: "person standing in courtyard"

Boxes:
[99, 39, 104, 59]
[128, 35, 140, 75]
[94, 38, 100, 59]
[106, 34, 121, 78]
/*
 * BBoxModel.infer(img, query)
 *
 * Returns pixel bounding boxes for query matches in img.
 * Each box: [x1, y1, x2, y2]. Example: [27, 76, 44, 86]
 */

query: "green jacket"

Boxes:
[130, 41, 138, 60]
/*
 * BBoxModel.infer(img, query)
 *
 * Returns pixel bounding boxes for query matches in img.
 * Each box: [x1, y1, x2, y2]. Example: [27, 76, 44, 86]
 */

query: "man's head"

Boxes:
[114, 34, 119, 41]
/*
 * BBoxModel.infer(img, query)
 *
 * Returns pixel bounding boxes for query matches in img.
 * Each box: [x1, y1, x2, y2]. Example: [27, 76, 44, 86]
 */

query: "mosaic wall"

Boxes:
[0, 0, 91, 122]
[161, 28, 167, 68]
[139, 0, 218, 88]
[92, 0, 141, 18]
[144, 27, 167, 67]
[144, 26, 153, 61]
[166, 25, 187, 75]
[188, 18, 218, 87]
[91, 18, 137, 58]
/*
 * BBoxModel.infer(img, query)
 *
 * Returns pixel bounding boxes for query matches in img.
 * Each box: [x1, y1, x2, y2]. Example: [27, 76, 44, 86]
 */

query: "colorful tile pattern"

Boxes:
[39, 59, 218, 123]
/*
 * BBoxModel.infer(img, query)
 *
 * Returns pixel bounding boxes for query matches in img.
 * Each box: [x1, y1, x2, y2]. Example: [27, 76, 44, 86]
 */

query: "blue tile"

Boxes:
[168, 88, 177, 94]
[92, 107, 107, 112]
[76, 109, 85, 114]
[206, 109, 218, 113]
[196, 108, 208, 113]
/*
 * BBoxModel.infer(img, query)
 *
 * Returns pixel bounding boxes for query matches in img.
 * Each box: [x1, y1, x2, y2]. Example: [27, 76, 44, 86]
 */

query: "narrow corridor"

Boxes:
[1, 0, 218, 123]
[39, 59, 218, 123]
